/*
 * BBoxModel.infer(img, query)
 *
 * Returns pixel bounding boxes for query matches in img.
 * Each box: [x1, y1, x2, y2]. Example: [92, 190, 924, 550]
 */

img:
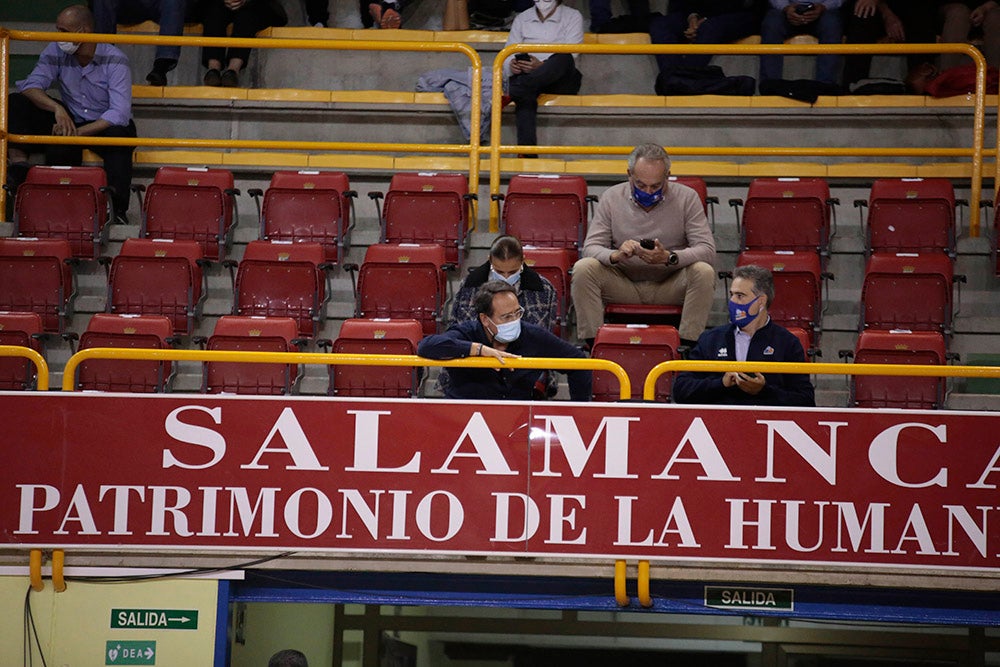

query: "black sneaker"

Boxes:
[220, 69, 239, 88]
[203, 68, 222, 86]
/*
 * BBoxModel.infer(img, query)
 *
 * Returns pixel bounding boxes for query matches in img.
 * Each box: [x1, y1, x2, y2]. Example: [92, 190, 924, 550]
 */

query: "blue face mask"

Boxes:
[490, 317, 522, 343]
[632, 184, 664, 208]
[489, 267, 522, 286]
[729, 295, 762, 329]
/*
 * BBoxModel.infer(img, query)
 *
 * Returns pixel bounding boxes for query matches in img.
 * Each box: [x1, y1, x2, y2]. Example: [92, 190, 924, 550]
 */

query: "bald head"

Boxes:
[56, 5, 95, 33]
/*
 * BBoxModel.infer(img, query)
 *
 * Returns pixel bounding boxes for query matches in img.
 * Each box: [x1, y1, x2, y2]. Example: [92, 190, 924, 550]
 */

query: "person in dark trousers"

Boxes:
[649, 0, 762, 74]
[672, 263, 816, 406]
[200, 0, 287, 87]
[91, 0, 192, 85]
[418, 281, 592, 401]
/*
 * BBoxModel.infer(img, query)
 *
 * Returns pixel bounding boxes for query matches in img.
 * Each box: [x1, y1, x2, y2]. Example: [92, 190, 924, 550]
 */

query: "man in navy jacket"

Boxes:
[672, 264, 815, 406]
[418, 281, 591, 401]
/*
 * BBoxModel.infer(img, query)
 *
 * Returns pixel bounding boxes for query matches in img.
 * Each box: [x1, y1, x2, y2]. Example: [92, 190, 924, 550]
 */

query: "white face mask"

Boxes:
[534, 0, 557, 14]
[57, 41, 80, 55]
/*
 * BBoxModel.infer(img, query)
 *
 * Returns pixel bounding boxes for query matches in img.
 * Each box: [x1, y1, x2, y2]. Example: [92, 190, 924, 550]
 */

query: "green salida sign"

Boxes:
[111, 609, 199, 630]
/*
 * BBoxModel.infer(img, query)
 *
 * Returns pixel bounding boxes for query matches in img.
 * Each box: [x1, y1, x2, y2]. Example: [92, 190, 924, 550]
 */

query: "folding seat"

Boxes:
[860, 253, 962, 336]
[228, 240, 333, 338]
[785, 326, 817, 362]
[590, 324, 681, 402]
[668, 175, 718, 227]
[248, 170, 357, 265]
[106, 238, 207, 335]
[12, 165, 112, 259]
[736, 250, 827, 346]
[137, 166, 239, 261]
[370, 172, 473, 266]
[198, 316, 303, 395]
[855, 178, 957, 257]
[74, 313, 175, 393]
[328, 318, 424, 398]
[845, 329, 949, 410]
[0, 238, 76, 333]
[729, 177, 837, 258]
[0, 312, 45, 390]
[345, 243, 451, 336]
[496, 174, 594, 262]
[522, 246, 573, 337]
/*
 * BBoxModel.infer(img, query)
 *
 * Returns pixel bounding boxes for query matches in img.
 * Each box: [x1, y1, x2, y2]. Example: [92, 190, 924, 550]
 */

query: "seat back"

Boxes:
[381, 172, 470, 265]
[668, 176, 710, 213]
[736, 250, 822, 344]
[741, 177, 831, 255]
[234, 241, 327, 337]
[77, 313, 173, 393]
[785, 326, 813, 362]
[15, 166, 109, 259]
[501, 175, 588, 261]
[108, 238, 204, 335]
[355, 244, 448, 335]
[852, 329, 946, 410]
[143, 166, 235, 261]
[0, 311, 44, 390]
[861, 253, 954, 334]
[866, 178, 956, 256]
[522, 246, 574, 336]
[330, 318, 423, 397]
[262, 170, 352, 264]
[590, 324, 680, 402]
[0, 238, 74, 333]
[204, 315, 299, 395]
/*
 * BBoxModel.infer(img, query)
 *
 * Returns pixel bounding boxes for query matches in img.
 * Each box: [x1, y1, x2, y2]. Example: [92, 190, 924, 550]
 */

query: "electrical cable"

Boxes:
[23, 584, 49, 667]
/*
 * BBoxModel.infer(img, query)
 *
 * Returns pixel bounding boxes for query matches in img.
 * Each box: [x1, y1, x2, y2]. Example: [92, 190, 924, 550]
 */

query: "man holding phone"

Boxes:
[759, 0, 844, 87]
[672, 264, 815, 406]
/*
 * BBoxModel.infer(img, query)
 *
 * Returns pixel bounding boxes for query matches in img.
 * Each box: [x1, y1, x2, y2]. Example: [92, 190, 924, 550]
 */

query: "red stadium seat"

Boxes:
[13, 165, 111, 259]
[250, 170, 356, 265]
[76, 313, 175, 393]
[201, 315, 302, 395]
[522, 246, 573, 337]
[0, 238, 76, 333]
[849, 329, 948, 410]
[603, 303, 683, 328]
[373, 172, 472, 266]
[785, 326, 815, 362]
[107, 238, 206, 335]
[590, 324, 680, 402]
[736, 250, 826, 346]
[0, 311, 45, 390]
[346, 244, 450, 336]
[860, 253, 960, 335]
[329, 318, 424, 398]
[731, 177, 835, 258]
[139, 166, 239, 261]
[230, 240, 332, 338]
[498, 174, 592, 262]
[858, 178, 956, 257]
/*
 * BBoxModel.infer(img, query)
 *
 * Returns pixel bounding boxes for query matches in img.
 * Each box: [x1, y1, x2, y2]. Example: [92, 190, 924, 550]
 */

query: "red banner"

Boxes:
[2, 393, 1000, 571]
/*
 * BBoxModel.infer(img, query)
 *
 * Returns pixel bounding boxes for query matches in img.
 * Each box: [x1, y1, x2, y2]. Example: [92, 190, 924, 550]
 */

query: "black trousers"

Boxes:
[200, 0, 284, 68]
[7, 92, 137, 215]
[508, 53, 582, 146]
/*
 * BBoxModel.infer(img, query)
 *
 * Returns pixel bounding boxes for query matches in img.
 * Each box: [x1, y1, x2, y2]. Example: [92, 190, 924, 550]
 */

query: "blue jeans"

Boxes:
[92, 0, 189, 62]
[649, 11, 759, 73]
[589, 0, 650, 32]
[759, 6, 844, 84]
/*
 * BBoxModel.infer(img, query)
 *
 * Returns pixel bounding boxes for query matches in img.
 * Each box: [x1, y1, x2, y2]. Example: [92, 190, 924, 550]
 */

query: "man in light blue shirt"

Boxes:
[760, 0, 844, 86]
[7, 4, 137, 218]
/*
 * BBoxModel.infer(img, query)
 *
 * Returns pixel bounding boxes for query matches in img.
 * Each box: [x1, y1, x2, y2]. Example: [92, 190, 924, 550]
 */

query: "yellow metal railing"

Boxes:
[0, 344, 49, 391]
[489, 42, 992, 232]
[60, 347, 631, 398]
[643, 359, 1000, 402]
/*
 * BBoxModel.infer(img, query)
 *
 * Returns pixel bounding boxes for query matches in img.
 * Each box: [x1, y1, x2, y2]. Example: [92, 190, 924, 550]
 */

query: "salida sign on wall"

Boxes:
[2, 394, 999, 571]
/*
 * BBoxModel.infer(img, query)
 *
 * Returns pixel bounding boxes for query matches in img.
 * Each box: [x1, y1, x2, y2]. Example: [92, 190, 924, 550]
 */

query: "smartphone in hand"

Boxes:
[794, 2, 815, 14]
[639, 238, 655, 250]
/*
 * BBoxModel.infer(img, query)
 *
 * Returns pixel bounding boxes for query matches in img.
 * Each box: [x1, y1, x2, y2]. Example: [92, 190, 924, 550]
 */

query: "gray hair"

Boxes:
[627, 143, 671, 173]
[473, 280, 517, 316]
[733, 264, 775, 309]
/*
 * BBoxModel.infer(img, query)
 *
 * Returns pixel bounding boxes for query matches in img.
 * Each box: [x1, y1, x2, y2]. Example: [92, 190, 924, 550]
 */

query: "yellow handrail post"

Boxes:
[29, 549, 43, 592]
[52, 549, 66, 593]
[614, 559, 629, 607]
[637, 560, 652, 608]
[0, 345, 50, 391]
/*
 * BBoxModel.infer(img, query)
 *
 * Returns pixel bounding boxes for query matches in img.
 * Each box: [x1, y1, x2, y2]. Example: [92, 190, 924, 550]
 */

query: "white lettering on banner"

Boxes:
[242, 407, 329, 471]
[98, 486, 146, 536]
[967, 444, 1000, 489]
[432, 411, 517, 476]
[415, 491, 463, 541]
[346, 410, 420, 474]
[148, 486, 193, 537]
[337, 489, 383, 539]
[492, 493, 539, 542]
[652, 418, 739, 481]
[783, 500, 829, 552]
[545, 494, 586, 545]
[756, 421, 845, 485]
[869, 423, 948, 488]
[534, 415, 639, 479]
[54, 484, 100, 535]
[163, 406, 225, 469]
[224, 488, 279, 537]
[16, 484, 60, 534]
[832, 502, 890, 554]
[284, 487, 333, 538]
[614, 496, 700, 548]
[943, 505, 991, 557]
[726, 499, 777, 551]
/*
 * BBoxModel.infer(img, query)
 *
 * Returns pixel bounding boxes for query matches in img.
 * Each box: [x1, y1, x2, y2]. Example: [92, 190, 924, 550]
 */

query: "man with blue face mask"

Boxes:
[572, 143, 717, 349]
[5, 4, 136, 221]
[418, 281, 592, 401]
[672, 264, 815, 406]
